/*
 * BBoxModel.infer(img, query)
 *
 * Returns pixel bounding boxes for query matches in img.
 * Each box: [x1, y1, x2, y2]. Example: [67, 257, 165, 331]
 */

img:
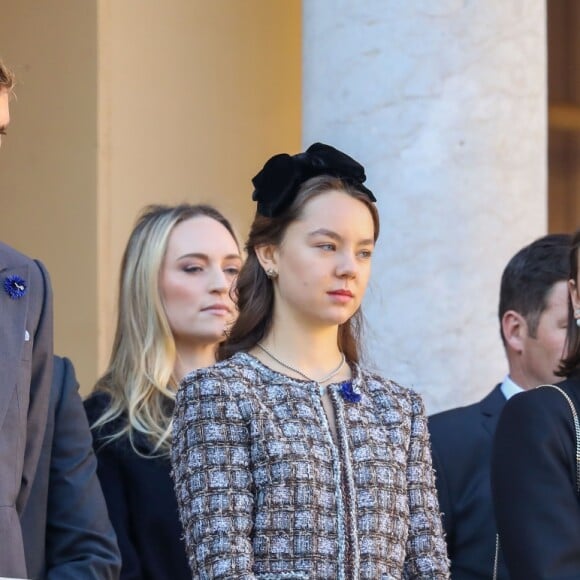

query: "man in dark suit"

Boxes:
[428, 234, 571, 579]
[0, 60, 54, 577]
[21, 356, 121, 579]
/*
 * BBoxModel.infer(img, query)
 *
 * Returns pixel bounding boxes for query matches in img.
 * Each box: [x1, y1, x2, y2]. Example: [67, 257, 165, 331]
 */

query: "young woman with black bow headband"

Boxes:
[171, 143, 450, 579]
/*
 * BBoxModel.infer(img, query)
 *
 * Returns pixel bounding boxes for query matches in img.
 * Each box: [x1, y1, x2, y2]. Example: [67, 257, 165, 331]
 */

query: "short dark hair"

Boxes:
[558, 229, 580, 377]
[499, 233, 571, 344]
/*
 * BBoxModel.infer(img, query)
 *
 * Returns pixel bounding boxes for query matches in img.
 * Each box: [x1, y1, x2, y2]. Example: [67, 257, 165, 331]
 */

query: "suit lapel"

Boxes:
[480, 384, 506, 437]
[0, 264, 30, 430]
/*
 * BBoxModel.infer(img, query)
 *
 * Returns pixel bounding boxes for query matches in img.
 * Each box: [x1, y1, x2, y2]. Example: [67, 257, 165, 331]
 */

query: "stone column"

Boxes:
[303, 1, 547, 412]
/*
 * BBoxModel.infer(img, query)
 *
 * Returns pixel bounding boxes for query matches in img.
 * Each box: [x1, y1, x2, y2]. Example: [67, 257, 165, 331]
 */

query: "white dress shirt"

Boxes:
[500, 375, 525, 401]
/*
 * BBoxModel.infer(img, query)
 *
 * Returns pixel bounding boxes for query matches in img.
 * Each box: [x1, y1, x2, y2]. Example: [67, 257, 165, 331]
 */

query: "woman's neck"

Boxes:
[254, 313, 344, 379]
[173, 343, 217, 383]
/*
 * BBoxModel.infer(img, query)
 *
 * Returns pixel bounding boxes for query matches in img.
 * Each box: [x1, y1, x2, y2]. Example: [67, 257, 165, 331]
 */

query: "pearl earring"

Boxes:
[575, 309, 580, 328]
[266, 268, 278, 279]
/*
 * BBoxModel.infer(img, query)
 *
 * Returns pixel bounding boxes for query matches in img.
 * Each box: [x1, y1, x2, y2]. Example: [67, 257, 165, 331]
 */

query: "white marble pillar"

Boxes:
[303, 1, 547, 413]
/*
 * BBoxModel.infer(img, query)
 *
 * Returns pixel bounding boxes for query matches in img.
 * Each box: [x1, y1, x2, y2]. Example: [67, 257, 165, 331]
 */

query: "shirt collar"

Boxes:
[500, 375, 525, 401]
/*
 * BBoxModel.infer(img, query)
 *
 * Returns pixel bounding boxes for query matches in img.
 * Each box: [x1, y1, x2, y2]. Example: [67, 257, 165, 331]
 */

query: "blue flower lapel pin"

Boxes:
[4, 274, 27, 300]
[339, 380, 362, 403]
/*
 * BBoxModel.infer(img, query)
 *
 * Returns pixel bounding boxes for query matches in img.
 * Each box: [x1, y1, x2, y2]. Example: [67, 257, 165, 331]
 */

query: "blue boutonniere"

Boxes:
[4, 275, 27, 300]
[339, 380, 362, 403]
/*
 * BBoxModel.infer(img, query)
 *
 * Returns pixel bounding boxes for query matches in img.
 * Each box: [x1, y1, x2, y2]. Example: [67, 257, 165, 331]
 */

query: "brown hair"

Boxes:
[219, 175, 380, 364]
[558, 229, 580, 377]
[0, 61, 15, 92]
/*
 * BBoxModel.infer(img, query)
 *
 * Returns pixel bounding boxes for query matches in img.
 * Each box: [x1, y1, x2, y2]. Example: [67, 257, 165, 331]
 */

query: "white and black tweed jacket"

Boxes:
[171, 352, 449, 580]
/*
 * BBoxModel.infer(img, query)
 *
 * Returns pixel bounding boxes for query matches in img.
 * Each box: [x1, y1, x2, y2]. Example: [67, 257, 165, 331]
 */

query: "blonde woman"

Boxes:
[84, 204, 241, 579]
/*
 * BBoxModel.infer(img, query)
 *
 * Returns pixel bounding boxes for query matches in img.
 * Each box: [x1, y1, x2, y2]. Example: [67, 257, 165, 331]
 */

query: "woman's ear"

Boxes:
[254, 244, 279, 276]
[569, 278, 580, 311]
[502, 310, 527, 354]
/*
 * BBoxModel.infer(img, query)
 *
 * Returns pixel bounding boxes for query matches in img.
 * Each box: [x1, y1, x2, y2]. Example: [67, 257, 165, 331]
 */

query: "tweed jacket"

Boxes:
[171, 352, 449, 580]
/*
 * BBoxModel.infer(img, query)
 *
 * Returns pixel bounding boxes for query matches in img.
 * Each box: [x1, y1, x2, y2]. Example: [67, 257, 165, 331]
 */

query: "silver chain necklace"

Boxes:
[256, 343, 346, 395]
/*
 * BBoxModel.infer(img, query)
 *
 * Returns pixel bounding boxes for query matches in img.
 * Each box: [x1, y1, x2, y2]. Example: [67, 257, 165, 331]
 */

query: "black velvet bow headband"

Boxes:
[251, 142, 376, 218]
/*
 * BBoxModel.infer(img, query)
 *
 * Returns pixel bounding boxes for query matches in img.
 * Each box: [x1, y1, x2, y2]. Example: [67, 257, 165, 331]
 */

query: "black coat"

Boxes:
[84, 392, 190, 580]
[491, 376, 580, 579]
[429, 385, 509, 579]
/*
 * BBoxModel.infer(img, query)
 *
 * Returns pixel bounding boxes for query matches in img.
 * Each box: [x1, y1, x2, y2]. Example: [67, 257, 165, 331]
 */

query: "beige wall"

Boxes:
[0, 0, 99, 393]
[98, 0, 302, 384]
[1, 1, 301, 394]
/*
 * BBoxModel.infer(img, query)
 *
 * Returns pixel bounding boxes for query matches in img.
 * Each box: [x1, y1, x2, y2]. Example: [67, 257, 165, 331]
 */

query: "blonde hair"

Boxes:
[91, 203, 238, 456]
[0, 60, 15, 92]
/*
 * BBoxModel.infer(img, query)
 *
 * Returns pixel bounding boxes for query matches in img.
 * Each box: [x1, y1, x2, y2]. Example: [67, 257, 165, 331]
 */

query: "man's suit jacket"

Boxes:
[20, 356, 121, 579]
[428, 385, 509, 579]
[0, 242, 53, 578]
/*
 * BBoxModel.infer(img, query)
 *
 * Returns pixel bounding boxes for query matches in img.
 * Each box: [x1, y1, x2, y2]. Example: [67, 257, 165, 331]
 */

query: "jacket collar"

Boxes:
[480, 384, 506, 436]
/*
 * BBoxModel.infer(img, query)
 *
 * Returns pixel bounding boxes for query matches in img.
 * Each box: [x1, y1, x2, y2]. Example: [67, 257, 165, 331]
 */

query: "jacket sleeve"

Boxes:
[171, 371, 256, 579]
[45, 357, 121, 580]
[491, 388, 580, 579]
[403, 392, 450, 579]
